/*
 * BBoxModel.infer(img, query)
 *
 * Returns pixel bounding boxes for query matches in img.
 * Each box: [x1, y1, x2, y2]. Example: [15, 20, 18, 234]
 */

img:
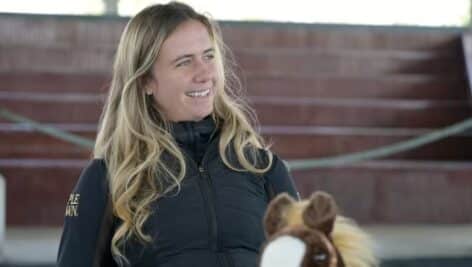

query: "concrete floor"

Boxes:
[1, 225, 472, 265]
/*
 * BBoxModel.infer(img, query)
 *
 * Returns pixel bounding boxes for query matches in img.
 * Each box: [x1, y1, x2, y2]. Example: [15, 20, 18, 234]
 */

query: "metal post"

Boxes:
[103, 0, 119, 16]
[0, 174, 5, 262]
[470, 0, 472, 26]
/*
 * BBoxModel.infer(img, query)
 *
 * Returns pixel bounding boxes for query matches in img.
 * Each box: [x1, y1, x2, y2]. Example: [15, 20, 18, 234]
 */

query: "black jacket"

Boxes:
[57, 117, 299, 267]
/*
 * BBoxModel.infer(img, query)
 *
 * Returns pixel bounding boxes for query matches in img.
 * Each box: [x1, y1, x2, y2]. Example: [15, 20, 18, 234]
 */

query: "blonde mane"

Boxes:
[333, 216, 378, 267]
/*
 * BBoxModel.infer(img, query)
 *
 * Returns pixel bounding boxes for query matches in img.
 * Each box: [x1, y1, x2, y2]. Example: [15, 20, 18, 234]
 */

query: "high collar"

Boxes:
[169, 115, 218, 147]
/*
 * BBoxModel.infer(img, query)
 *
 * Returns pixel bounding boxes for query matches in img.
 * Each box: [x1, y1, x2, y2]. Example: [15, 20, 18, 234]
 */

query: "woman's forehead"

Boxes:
[159, 20, 213, 61]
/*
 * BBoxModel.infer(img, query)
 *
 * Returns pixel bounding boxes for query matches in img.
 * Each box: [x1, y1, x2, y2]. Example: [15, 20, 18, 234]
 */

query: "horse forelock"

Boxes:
[285, 201, 308, 227]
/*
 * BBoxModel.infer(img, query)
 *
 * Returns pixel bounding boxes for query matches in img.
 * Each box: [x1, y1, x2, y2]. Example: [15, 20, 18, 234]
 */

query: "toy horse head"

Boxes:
[260, 191, 377, 267]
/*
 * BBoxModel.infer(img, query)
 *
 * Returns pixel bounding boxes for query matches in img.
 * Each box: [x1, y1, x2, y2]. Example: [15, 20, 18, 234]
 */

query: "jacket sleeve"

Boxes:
[57, 159, 117, 267]
[264, 154, 300, 201]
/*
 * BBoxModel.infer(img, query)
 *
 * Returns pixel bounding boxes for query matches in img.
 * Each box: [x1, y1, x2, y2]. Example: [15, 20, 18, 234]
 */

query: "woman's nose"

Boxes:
[193, 60, 213, 83]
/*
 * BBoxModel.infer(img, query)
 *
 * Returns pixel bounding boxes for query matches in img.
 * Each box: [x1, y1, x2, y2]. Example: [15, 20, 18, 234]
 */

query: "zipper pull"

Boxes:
[198, 166, 204, 173]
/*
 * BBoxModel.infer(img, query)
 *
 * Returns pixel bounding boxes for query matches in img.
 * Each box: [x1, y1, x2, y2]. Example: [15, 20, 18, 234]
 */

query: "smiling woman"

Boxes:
[56, 2, 299, 267]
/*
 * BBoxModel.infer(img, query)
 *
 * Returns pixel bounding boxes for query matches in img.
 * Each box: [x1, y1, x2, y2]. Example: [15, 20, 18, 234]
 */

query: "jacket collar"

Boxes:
[169, 115, 218, 146]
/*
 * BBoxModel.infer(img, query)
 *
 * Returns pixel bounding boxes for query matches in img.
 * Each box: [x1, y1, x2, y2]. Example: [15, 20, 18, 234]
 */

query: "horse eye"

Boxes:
[313, 252, 327, 262]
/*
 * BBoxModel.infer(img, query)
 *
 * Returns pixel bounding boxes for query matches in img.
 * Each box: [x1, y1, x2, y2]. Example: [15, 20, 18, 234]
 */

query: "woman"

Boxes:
[57, 2, 299, 267]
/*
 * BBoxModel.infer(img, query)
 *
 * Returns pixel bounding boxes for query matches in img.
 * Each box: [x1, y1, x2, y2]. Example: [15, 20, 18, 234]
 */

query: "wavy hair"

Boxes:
[93, 1, 273, 263]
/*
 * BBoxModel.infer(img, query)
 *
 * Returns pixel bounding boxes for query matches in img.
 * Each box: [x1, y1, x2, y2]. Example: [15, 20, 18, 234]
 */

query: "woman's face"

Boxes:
[147, 19, 218, 122]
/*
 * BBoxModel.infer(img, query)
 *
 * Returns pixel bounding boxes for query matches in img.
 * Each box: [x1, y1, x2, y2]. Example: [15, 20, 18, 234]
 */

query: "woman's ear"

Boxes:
[144, 90, 153, 96]
[263, 193, 296, 237]
[145, 75, 158, 95]
[302, 191, 338, 235]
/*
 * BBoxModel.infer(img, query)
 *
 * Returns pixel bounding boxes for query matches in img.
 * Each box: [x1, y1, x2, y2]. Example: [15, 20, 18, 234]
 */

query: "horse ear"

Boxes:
[302, 191, 338, 235]
[263, 193, 296, 237]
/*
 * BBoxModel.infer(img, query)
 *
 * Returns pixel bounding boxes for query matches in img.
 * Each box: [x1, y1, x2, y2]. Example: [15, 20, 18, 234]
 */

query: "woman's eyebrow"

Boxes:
[171, 48, 215, 64]
[203, 48, 215, 54]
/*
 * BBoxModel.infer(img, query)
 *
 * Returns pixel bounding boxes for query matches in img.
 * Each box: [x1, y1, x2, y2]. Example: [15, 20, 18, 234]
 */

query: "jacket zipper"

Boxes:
[180, 130, 219, 253]
[197, 165, 218, 251]
[179, 124, 226, 265]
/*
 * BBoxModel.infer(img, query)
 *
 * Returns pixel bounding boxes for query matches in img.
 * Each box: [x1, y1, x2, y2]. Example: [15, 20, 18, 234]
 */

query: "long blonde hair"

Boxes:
[93, 1, 273, 263]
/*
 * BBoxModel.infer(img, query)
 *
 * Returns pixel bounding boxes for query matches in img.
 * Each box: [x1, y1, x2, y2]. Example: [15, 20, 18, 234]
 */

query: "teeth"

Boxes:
[186, 88, 210, 97]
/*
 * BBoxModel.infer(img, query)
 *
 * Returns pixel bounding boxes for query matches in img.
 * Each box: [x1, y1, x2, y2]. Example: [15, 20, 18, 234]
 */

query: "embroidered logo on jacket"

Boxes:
[65, 193, 80, 217]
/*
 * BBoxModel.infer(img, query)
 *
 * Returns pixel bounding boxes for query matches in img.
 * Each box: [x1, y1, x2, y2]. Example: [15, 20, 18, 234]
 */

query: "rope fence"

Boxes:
[1, 106, 472, 171]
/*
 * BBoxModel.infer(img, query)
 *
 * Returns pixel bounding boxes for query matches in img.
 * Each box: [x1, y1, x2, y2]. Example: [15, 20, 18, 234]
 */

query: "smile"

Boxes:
[185, 88, 211, 98]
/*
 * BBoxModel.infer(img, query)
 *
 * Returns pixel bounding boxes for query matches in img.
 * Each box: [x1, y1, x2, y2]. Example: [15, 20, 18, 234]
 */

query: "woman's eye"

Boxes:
[176, 60, 191, 67]
[204, 53, 215, 60]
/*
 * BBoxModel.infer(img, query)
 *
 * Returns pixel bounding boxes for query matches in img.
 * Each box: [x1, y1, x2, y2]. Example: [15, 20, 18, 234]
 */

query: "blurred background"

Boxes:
[2, 0, 472, 26]
[0, 0, 471, 266]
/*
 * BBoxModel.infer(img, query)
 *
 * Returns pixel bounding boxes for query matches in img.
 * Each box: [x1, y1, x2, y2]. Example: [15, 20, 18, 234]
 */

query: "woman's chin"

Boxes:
[190, 110, 213, 121]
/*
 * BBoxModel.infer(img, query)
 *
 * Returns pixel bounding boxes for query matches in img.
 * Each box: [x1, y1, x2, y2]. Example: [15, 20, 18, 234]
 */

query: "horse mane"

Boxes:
[332, 216, 378, 267]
